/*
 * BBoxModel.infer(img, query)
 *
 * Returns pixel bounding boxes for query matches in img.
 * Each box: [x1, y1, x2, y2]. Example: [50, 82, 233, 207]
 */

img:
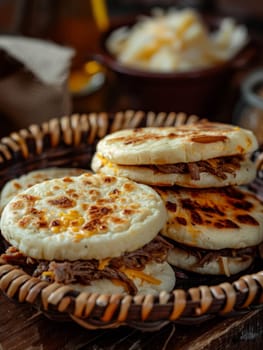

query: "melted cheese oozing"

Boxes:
[51, 210, 84, 230]
[97, 153, 118, 173]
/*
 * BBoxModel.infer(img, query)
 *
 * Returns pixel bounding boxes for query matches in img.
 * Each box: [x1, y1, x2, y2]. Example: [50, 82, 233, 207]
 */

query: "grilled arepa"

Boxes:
[155, 186, 263, 276]
[91, 122, 258, 187]
[0, 167, 87, 211]
[0, 173, 175, 295]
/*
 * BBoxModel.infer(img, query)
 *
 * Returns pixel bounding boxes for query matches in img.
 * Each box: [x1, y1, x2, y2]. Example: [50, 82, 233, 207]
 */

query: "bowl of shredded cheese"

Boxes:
[94, 8, 255, 117]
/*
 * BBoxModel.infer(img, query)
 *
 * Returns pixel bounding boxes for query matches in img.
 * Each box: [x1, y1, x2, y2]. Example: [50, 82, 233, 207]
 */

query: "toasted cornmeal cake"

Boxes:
[92, 122, 258, 187]
[0, 173, 167, 261]
[0, 167, 87, 210]
[155, 186, 263, 276]
[0, 173, 174, 295]
[156, 186, 263, 250]
[95, 123, 258, 165]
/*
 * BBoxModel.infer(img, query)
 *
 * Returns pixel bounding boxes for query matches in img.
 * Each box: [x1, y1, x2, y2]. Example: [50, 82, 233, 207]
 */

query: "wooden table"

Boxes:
[1, 291, 263, 350]
[0, 8, 263, 349]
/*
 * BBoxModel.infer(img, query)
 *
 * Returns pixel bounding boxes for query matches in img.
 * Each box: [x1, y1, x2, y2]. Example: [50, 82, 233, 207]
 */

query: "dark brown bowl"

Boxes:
[92, 15, 256, 118]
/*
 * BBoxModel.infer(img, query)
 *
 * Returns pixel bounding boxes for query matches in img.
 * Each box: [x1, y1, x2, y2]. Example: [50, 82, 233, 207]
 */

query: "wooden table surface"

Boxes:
[0, 8, 263, 350]
[1, 291, 263, 350]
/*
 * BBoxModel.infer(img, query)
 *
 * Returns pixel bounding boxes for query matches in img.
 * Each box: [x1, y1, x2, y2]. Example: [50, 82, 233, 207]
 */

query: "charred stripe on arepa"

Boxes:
[48, 196, 76, 208]
[107, 130, 229, 146]
[190, 135, 228, 143]
[236, 214, 259, 226]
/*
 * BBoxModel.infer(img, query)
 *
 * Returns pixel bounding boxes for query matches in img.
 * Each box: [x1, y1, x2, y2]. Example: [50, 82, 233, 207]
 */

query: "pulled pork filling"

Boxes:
[170, 240, 257, 267]
[0, 235, 172, 295]
[149, 155, 243, 180]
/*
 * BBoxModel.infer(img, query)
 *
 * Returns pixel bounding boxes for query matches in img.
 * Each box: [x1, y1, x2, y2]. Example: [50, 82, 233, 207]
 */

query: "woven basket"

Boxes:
[1, 110, 263, 332]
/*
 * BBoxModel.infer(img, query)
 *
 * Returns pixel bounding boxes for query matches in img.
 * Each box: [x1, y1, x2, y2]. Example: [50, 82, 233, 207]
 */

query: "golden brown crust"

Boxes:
[1, 173, 167, 260]
[96, 123, 258, 165]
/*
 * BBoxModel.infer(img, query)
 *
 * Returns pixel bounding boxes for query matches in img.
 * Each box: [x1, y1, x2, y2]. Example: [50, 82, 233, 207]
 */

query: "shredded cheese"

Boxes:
[98, 258, 111, 270]
[121, 268, 161, 285]
[111, 278, 130, 292]
[41, 271, 54, 278]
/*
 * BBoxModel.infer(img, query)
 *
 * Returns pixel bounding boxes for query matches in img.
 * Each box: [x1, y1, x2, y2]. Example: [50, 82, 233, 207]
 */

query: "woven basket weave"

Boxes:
[0, 110, 263, 331]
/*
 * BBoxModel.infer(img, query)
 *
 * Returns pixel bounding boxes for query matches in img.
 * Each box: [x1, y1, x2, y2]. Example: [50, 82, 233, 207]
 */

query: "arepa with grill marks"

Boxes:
[95, 123, 258, 165]
[92, 122, 258, 188]
[0, 167, 87, 211]
[1, 173, 167, 260]
[0, 173, 175, 295]
[155, 186, 263, 276]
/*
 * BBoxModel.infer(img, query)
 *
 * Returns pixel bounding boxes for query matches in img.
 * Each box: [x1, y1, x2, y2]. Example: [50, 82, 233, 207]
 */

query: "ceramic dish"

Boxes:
[91, 15, 256, 117]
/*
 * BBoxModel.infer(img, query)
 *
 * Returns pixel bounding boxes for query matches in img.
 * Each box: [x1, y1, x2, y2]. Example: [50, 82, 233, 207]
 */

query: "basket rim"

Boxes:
[0, 110, 263, 331]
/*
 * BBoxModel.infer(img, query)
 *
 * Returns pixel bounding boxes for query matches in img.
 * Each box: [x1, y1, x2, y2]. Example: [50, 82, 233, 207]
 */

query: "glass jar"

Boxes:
[234, 69, 263, 145]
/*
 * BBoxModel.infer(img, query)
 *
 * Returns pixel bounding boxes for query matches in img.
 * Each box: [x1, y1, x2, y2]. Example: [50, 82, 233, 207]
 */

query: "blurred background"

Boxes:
[0, 0, 263, 140]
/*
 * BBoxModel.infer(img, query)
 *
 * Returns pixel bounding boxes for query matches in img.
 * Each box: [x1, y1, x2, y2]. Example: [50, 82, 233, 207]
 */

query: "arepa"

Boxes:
[0, 167, 87, 210]
[92, 122, 258, 187]
[0, 173, 174, 295]
[155, 186, 263, 276]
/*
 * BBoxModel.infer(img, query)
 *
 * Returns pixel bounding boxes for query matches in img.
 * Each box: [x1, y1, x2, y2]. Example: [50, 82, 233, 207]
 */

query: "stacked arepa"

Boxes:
[92, 122, 263, 277]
